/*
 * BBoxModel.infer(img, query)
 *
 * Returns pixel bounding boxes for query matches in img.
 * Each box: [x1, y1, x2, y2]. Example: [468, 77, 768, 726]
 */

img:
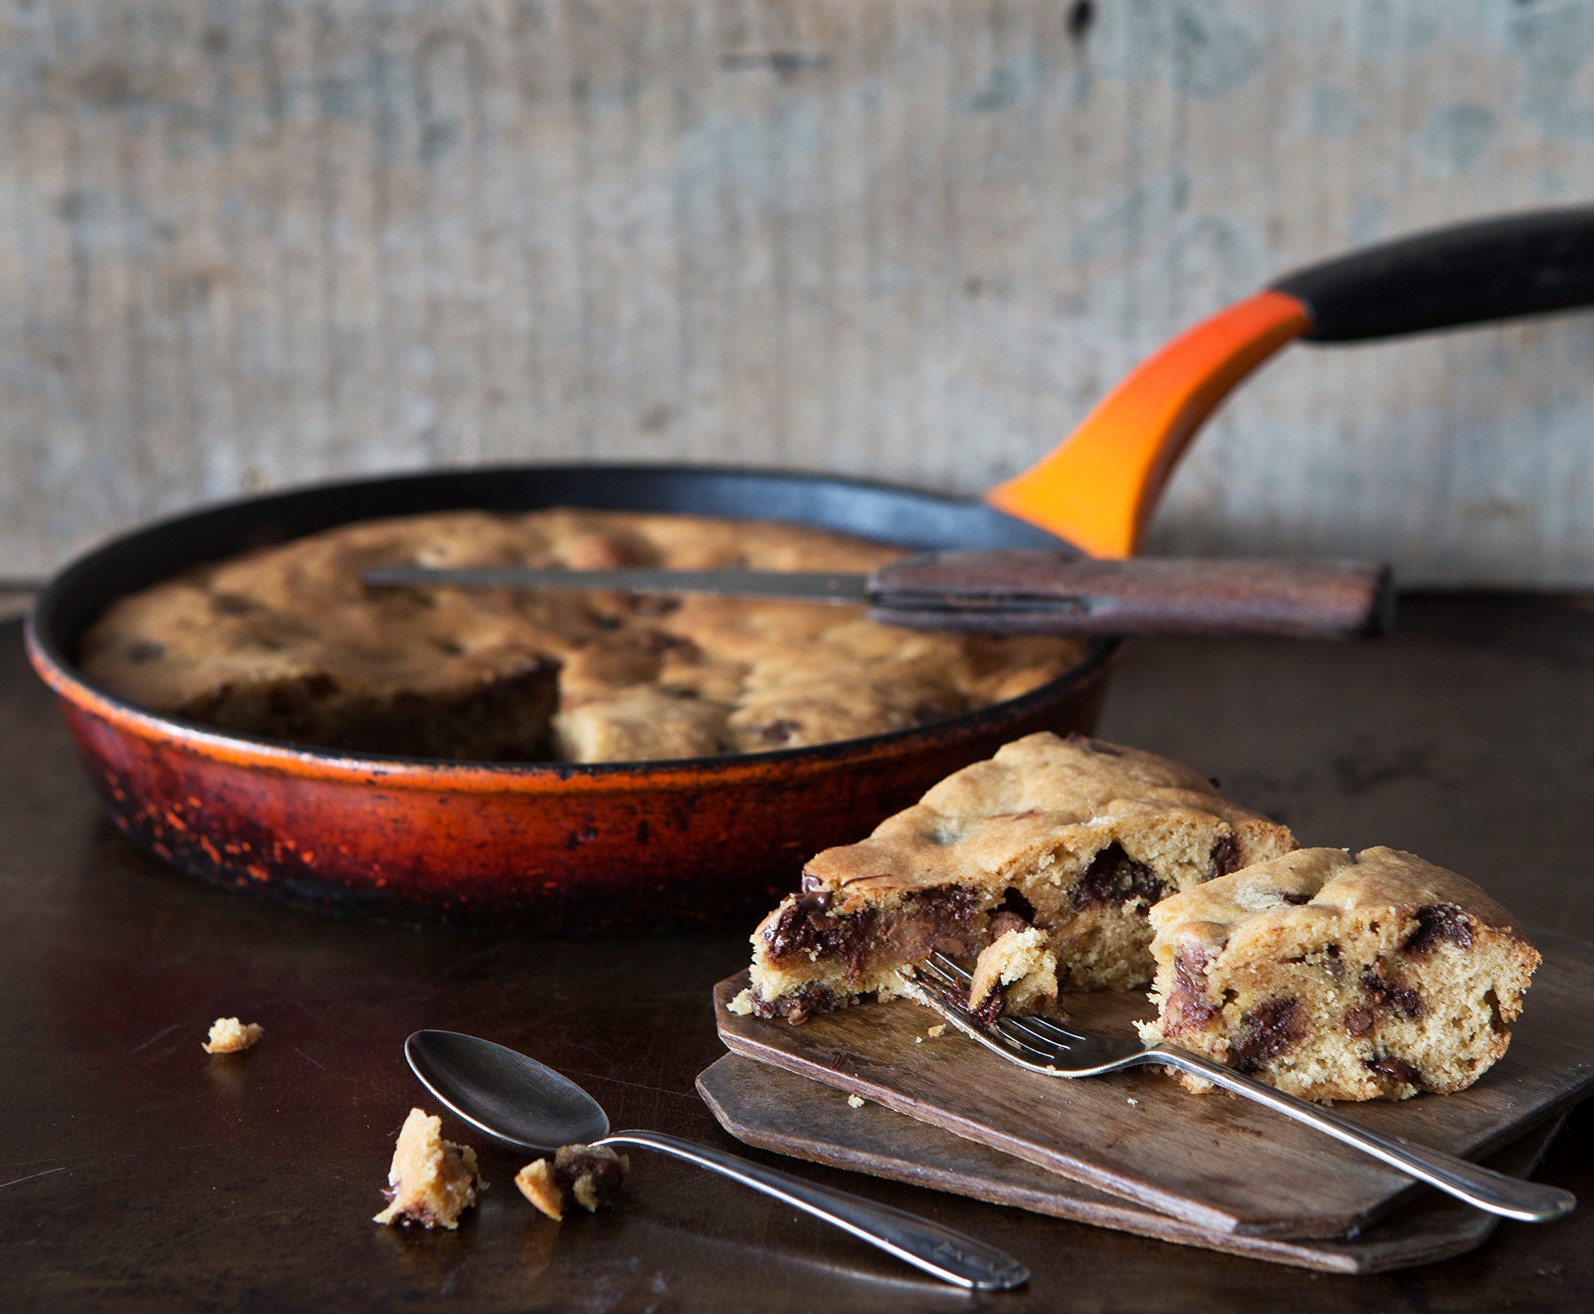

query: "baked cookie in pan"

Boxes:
[79, 508, 1086, 763]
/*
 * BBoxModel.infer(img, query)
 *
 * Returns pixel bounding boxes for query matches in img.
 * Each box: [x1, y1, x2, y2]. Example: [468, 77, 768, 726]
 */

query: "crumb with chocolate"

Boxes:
[373, 1108, 484, 1229]
[515, 1144, 629, 1221]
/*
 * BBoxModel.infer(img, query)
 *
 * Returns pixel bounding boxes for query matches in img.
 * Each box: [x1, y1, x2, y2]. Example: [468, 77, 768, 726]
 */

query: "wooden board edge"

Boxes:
[697, 1053, 1569, 1276]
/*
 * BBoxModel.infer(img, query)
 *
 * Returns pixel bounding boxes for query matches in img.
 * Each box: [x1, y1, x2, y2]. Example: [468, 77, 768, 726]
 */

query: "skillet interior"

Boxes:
[28, 464, 1116, 928]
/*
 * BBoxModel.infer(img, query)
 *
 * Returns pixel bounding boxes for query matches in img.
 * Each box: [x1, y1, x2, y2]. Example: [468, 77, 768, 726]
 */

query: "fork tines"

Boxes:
[907, 952, 1084, 1066]
[922, 952, 1086, 1043]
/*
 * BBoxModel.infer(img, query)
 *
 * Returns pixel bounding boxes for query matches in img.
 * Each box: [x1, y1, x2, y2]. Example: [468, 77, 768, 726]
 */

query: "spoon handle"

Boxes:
[599, 1130, 1028, 1290]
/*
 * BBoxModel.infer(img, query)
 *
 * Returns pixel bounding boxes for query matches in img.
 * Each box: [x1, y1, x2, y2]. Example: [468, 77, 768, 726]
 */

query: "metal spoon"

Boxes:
[404, 1030, 1028, 1291]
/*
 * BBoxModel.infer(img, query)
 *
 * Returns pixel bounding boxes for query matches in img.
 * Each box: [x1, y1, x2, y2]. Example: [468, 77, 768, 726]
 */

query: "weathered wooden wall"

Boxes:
[3, 0, 1593, 586]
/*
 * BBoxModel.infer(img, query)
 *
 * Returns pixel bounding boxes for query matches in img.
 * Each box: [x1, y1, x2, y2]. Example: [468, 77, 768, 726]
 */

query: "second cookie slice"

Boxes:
[1138, 846, 1541, 1101]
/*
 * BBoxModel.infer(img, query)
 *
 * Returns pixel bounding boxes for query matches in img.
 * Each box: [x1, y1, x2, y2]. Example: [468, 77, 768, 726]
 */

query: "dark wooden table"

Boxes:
[3, 598, 1591, 1313]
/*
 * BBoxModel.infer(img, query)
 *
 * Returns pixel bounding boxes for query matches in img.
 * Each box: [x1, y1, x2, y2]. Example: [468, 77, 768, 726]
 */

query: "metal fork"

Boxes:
[904, 952, 1575, 1223]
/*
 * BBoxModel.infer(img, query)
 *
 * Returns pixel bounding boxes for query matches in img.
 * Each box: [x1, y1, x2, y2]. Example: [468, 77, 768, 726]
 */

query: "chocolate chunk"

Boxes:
[970, 987, 1006, 1027]
[1361, 965, 1423, 1019]
[751, 982, 836, 1024]
[986, 910, 1032, 941]
[795, 877, 831, 915]
[1163, 946, 1220, 1037]
[636, 629, 699, 657]
[1365, 1055, 1421, 1085]
[1344, 1006, 1375, 1038]
[628, 594, 682, 618]
[1404, 902, 1474, 954]
[1075, 843, 1164, 910]
[1209, 835, 1243, 878]
[754, 718, 802, 745]
[1278, 891, 1312, 905]
[1233, 997, 1302, 1073]
[552, 1145, 628, 1210]
[212, 592, 258, 616]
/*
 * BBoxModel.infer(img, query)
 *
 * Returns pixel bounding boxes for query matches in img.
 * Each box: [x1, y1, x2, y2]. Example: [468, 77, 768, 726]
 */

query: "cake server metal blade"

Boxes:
[362, 564, 872, 604]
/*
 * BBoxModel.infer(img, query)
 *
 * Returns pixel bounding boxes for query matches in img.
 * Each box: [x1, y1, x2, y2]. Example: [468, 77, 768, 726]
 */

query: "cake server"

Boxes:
[403, 1029, 1029, 1290]
[364, 552, 1394, 640]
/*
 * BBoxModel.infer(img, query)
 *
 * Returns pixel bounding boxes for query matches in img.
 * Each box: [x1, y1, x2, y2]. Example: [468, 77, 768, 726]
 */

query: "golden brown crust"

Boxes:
[79, 508, 1088, 763]
[801, 733, 1294, 914]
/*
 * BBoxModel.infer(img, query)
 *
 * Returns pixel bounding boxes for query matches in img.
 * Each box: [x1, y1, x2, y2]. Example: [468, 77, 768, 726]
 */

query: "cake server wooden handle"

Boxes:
[869, 551, 1394, 640]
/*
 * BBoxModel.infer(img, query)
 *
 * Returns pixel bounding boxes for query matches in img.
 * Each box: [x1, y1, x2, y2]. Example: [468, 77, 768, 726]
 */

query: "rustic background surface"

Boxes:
[3, 0, 1593, 586]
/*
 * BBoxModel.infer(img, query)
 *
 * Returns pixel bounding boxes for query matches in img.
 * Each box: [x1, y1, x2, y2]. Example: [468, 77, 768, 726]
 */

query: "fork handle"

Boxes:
[1141, 1047, 1575, 1222]
[597, 1130, 1028, 1290]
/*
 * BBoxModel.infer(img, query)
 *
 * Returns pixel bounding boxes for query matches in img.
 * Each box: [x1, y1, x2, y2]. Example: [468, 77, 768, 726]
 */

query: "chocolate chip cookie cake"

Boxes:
[79, 508, 1085, 763]
[737, 732, 1297, 1022]
[1138, 846, 1540, 1101]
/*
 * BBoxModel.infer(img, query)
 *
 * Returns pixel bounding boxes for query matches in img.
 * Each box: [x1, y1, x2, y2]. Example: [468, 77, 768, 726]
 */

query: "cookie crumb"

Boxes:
[373, 1108, 484, 1229]
[202, 1017, 263, 1054]
[927, 1024, 946, 1039]
[726, 988, 755, 1016]
[1126, 1097, 1140, 1107]
[515, 1145, 629, 1221]
[846, 1094, 865, 1109]
[913, 1036, 922, 1045]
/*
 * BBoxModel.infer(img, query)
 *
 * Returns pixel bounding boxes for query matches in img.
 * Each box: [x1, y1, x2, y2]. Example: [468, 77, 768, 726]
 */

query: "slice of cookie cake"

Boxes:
[738, 732, 1297, 1022]
[1138, 846, 1541, 1101]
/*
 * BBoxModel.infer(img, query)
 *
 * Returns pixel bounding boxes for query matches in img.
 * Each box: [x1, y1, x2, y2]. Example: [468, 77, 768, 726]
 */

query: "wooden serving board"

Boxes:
[713, 929, 1594, 1241]
[697, 1054, 1567, 1274]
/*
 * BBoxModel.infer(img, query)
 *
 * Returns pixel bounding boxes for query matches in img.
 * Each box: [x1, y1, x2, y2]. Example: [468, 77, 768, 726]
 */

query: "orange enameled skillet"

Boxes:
[27, 210, 1594, 928]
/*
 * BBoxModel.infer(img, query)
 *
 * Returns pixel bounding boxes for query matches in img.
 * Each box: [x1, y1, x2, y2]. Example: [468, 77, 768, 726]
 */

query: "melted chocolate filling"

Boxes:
[761, 885, 981, 984]
[1075, 843, 1164, 910]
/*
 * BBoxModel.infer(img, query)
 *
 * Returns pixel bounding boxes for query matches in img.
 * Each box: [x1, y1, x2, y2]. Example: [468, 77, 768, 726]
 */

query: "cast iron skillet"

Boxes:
[27, 209, 1594, 929]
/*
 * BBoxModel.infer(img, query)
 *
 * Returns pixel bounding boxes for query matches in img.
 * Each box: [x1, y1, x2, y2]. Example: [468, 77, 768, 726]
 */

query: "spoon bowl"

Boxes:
[404, 1029, 1028, 1291]
[405, 1029, 608, 1151]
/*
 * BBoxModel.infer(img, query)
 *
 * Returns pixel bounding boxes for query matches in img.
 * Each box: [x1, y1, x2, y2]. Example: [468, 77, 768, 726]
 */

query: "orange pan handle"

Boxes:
[987, 207, 1594, 558]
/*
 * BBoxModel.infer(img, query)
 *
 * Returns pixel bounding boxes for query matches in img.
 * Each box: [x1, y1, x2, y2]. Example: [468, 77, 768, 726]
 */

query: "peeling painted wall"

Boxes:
[3, 0, 1593, 585]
